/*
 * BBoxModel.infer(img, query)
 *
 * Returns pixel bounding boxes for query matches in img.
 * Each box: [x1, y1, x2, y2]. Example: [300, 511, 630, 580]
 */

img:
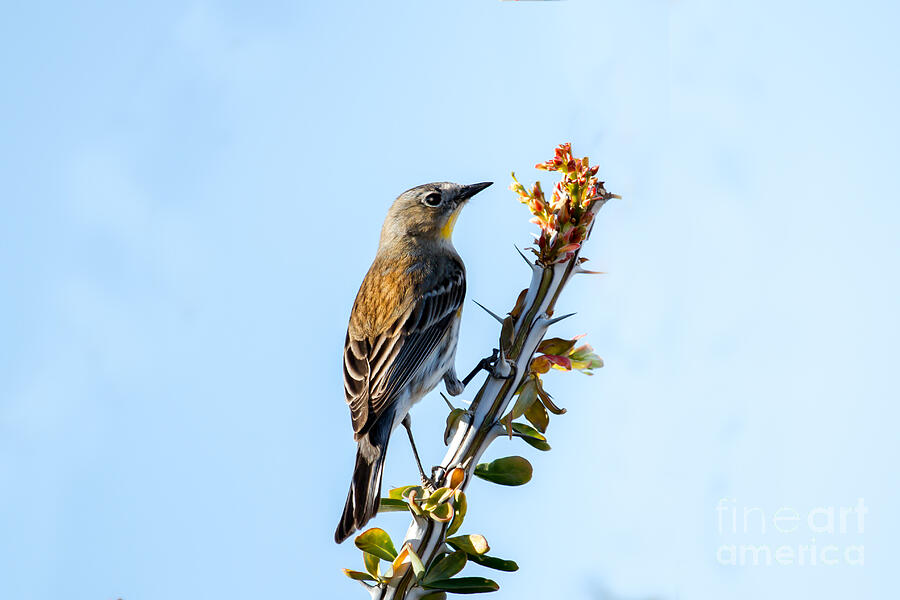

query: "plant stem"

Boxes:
[372, 194, 612, 600]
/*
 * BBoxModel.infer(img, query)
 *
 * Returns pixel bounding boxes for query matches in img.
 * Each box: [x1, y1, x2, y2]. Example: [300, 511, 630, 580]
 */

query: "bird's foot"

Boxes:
[480, 347, 516, 380]
[490, 353, 516, 380]
[419, 468, 439, 494]
[462, 348, 499, 386]
[418, 466, 449, 493]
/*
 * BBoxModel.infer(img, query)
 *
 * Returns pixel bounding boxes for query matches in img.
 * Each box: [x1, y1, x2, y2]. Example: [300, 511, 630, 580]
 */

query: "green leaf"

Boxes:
[424, 550, 467, 583]
[354, 528, 398, 562]
[447, 534, 490, 556]
[406, 546, 426, 581]
[342, 569, 376, 582]
[519, 435, 551, 452]
[506, 380, 539, 422]
[537, 337, 577, 356]
[511, 421, 550, 451]
[422, 577, 500, 594]
[425, 487, 454, 508]
[474, 456, 533, 486]
[444, 408, 467, 445]
[419, 593, 448, 600]
[510, 421, 545, 441]
[570, 344, 604, 372]
[447, 491, 467, 536]
[389, 485, 420, 500]
[524, 397, 549, 433]
[466, 553, 519, 572]
[391, 544, 425, 581]
[429, 501, 454, 522]
[378, 498, 409, 513]
[363, 552, 380, 579]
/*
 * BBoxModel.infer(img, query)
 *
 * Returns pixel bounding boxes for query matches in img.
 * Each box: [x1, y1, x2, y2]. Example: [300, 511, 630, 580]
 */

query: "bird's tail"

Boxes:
[334, 428, 389, 544]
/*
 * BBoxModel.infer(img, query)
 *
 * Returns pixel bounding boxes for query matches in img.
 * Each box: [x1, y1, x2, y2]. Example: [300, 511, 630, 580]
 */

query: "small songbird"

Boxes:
[335, 181, 492, 544]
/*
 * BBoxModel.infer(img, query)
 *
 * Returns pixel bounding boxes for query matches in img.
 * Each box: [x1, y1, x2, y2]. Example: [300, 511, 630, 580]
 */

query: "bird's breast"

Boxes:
[389, 318, 461, 432]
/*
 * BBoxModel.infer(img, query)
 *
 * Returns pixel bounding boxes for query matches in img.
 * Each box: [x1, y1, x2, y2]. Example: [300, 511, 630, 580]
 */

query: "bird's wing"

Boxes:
[343, 261, 465, 437]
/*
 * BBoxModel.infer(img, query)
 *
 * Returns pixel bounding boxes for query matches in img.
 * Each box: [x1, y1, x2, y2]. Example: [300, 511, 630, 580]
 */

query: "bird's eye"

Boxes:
[422, 192, 442, 207]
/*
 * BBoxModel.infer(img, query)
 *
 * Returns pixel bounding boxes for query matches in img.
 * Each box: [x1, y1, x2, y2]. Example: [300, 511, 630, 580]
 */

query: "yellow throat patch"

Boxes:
[440, 209, 460, 239]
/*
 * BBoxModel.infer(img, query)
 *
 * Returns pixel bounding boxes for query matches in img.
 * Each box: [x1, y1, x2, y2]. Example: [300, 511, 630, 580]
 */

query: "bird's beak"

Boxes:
[458, 181, 493, 201]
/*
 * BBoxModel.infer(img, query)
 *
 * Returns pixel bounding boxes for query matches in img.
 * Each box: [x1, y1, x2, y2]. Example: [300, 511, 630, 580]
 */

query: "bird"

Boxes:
[335, 181, 493, 544]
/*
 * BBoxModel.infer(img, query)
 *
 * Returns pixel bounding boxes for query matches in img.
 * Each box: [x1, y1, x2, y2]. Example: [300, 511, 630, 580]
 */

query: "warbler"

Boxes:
[335, 181, 492, 544]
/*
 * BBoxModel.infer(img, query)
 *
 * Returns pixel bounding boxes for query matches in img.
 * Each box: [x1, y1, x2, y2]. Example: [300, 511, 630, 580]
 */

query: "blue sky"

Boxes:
[1, 1, 898, 599]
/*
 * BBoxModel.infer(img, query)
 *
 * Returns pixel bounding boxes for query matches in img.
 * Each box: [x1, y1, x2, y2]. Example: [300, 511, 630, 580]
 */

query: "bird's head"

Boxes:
[380, 181, 493, 245]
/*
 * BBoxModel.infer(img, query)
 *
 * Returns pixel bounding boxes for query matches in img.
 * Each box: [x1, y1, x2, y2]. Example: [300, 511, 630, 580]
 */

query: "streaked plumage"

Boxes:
[335, 181, 491, 543]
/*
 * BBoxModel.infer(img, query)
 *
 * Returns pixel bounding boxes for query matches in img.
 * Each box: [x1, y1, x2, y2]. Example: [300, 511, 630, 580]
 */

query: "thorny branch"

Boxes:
[346, 144, 617, 599]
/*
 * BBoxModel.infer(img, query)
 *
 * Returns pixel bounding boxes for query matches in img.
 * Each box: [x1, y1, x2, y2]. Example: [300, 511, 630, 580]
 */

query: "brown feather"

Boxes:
[343, 246, 465, 438]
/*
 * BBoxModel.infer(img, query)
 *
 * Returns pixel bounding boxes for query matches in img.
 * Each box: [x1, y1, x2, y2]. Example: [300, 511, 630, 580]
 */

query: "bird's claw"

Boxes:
[461, 348, 517, 386]
[421, 466, 445, 493]
[483, 347, 515, 380]
[490, 356, 516, 379]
